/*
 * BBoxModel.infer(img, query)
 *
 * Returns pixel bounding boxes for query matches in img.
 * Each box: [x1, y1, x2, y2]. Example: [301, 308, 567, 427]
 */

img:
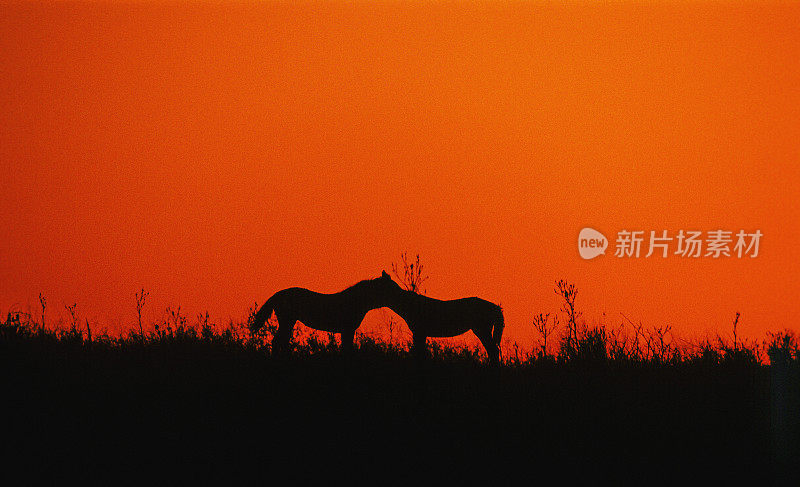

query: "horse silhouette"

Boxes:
[386, 286, 505, 363]
[249, 271, 402, 353]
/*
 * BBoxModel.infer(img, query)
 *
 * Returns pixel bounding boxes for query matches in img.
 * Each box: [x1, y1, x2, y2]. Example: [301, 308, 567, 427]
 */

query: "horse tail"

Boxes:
[491, 303, 505, 350]
[250, 292, 280, 333]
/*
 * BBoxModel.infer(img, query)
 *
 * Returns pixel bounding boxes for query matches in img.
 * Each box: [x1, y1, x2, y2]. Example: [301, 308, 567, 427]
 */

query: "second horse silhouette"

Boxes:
[249, 271, 504, 362]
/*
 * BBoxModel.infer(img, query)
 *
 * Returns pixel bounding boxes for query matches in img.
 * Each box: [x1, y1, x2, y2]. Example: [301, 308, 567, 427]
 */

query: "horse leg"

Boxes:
[412, 332, 428, 361]
[475, 328, 500, 364]
[341, 329, 355, 354]
[272, 314, 296, 355]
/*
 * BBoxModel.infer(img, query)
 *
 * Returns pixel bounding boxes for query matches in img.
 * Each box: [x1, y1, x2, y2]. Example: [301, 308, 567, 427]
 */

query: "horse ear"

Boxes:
[382, 270, 390, 279]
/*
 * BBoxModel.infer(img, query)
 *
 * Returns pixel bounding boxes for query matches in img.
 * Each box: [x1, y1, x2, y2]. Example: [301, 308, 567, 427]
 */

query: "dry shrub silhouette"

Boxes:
[135, 288, 148, 343]
[391, 251, 428, 294]
[0, 280, 783, 369]
[532, 312, 557, 358]
[1, 288, 798, 484]
[38, 293, 46, 330]
[379, 251, 429, 348]
[767, 329, 799, 364]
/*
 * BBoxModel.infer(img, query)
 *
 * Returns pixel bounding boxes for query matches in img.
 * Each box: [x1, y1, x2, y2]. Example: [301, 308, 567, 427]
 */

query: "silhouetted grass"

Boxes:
[1, 310, 797, 484]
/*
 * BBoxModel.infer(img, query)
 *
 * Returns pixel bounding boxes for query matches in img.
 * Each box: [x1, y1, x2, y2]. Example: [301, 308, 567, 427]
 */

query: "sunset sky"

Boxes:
[2, 1, 798, 350]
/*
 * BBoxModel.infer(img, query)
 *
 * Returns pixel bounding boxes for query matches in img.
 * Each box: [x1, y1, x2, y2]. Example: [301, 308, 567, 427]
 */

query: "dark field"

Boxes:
[1, 314, 798, 485]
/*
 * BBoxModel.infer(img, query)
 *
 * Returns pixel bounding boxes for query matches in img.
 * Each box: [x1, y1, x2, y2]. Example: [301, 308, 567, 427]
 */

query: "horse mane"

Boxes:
[340, 276, 378, 294]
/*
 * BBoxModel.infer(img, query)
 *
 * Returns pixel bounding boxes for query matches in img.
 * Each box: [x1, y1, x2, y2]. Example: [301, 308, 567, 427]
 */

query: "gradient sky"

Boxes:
[2, 1, 798, 350]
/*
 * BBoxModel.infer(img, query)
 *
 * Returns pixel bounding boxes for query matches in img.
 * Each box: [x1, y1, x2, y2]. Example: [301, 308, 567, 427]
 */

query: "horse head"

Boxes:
[357, 270, 403, 308]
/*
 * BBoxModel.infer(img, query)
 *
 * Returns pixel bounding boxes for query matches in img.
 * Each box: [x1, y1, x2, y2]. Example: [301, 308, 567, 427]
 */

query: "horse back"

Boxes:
[270, 287, 324, 312]
[400, 293, 500, 323]
[272, 286, 369, 322]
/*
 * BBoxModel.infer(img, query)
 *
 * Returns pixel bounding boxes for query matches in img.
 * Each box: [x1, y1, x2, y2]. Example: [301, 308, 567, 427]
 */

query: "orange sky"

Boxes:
[1, 1, 798, 351]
